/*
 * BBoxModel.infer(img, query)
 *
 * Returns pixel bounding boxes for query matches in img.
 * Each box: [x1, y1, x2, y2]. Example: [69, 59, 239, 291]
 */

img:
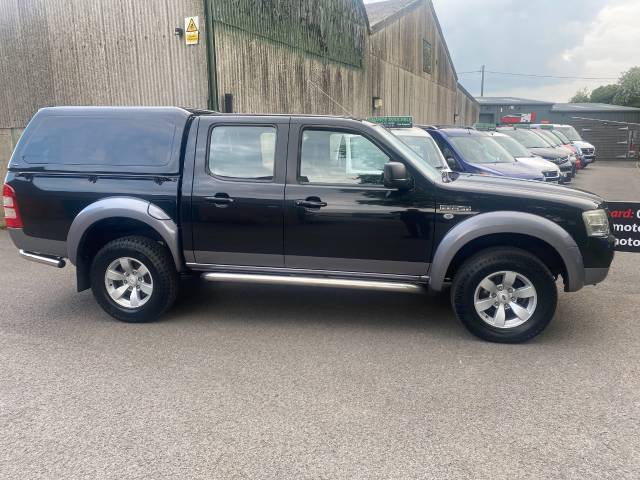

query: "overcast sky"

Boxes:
[364, 0, 640, 102]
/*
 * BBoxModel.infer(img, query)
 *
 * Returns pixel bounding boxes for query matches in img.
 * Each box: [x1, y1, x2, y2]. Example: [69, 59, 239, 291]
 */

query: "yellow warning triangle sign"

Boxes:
[186, 18, 197, 32]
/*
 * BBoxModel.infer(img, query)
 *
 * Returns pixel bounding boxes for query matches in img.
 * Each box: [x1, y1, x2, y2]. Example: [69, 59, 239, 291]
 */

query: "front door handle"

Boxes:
[205, 194, 235, 206]
[296, 197, 327, 209]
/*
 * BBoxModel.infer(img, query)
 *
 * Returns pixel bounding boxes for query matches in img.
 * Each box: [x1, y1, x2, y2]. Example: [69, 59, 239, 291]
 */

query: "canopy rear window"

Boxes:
[20, 116, 177, 167]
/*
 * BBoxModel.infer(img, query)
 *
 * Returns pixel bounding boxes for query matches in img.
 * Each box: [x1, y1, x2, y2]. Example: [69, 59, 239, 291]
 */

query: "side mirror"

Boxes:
[446, 157, 458, 170]
[384, 162, 411, 189]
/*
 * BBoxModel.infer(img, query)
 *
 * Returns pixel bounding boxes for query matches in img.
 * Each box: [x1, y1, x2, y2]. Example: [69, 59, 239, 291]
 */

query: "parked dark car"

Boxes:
[530, 128, 580, 171]
[533, 128, 582, 169]
[531, 124, 595, 166]
[497, 126, 575, 181]
[3, 107, 615, 343]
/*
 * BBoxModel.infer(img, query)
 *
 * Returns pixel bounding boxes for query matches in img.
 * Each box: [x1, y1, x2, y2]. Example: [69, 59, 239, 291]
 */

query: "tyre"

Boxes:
[451, 247, 557, 343]
[90, 236, 178, 322]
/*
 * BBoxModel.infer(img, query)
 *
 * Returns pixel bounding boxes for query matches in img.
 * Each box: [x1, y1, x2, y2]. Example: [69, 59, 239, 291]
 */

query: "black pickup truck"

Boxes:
[3, 107, 616, 343]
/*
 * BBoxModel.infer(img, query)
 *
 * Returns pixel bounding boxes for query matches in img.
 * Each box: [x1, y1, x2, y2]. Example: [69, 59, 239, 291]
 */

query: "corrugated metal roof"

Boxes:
[552, 103, 640, 112]
[475, 97, 555, 106]
[365, 0, 420, 29]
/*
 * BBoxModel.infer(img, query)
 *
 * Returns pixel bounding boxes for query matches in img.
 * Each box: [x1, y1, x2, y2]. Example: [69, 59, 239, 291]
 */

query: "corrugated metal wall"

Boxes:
[0, 0, 209, 129]
[569, 118, 640, 160]
[551, 110, 640, 124]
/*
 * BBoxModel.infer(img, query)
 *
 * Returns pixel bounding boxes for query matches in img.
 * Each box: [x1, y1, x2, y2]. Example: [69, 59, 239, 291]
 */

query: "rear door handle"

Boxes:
[205, 195, 235, 206]
[296, 198, 327, 209]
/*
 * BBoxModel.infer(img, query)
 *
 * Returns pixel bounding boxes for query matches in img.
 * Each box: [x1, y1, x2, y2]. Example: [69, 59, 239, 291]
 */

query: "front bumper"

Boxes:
[557, 160, 574, 177]
[579, 234, 616, 288]
[543, 174, 560, 183]
[559, 169, 573, 183]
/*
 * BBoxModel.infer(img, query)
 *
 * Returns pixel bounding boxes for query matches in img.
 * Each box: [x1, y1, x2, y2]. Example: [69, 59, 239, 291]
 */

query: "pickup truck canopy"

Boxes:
[9, 107, 192, 175]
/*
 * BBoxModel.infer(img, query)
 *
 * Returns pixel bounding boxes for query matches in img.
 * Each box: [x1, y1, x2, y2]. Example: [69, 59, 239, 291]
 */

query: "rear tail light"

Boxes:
[2, 184, 23, 229]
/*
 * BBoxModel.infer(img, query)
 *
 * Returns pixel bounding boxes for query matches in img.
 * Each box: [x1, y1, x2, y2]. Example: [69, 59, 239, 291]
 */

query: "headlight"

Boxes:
[582, 209, 610, 237]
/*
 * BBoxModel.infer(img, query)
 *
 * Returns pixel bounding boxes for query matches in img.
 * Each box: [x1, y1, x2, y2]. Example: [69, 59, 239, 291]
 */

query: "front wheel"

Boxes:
[451, 247, 557, 343]
[91, 236, 178, 322]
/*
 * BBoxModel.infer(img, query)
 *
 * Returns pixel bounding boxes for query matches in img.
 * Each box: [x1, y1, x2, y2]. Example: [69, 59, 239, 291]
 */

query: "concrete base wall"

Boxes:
[0, 128, 23, 227]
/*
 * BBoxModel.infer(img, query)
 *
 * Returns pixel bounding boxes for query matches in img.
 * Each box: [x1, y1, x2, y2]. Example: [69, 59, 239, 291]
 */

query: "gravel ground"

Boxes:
[0, 161, 638, 479]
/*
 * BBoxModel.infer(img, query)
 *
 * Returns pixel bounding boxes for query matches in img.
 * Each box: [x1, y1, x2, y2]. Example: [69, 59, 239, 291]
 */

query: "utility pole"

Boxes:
[481, 65, 485, 97]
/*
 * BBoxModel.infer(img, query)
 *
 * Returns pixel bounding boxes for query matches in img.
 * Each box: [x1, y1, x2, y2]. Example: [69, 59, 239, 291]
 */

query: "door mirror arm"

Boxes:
[383, 162, 412, 190]
[445, 157, 458, 170]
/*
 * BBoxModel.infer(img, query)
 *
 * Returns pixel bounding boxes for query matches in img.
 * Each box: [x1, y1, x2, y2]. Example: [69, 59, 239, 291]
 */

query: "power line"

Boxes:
[457, 69, 619, 81]
[487, 70, 619, 80]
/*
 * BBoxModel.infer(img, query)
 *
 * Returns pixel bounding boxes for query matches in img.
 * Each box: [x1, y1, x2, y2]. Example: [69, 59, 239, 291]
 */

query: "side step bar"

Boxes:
[201, 272, 424, 293]
[19, 250, 66, 268]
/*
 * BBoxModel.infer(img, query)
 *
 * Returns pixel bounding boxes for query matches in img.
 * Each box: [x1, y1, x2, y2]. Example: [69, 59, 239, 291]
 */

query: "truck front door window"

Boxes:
[299, 130, 389, 185]
[209, 126, 276, 181]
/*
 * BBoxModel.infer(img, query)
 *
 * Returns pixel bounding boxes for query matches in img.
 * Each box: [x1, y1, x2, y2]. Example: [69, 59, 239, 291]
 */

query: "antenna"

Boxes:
[308, 78, 354, 117]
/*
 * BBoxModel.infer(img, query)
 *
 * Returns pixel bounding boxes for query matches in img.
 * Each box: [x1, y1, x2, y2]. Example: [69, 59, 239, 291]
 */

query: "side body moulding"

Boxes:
[67, 197, 184, 271]
[428, 211, 585, 292]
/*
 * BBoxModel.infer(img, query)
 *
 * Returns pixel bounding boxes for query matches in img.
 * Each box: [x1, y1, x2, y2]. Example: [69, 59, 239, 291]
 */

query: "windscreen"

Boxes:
[551, 129, 571, 143]
[370, 125, 441, 181]
[500, 129, 550, 148]
[491, 135, 532, 158]
[394, 134, 446, 169]
[449, 135, 514, 164]
[535, 129, 562, 147]
[556, 125, 582, 141]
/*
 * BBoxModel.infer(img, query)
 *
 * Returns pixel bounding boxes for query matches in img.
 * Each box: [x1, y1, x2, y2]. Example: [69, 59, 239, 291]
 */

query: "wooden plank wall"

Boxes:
[456, 86, 480, 126]
[0, 0, 210, 129]
[213, 23, 371, 117]
[208, 0, 367, 68]
[367, 2, 460, 125]
[0, 0, 478, 128]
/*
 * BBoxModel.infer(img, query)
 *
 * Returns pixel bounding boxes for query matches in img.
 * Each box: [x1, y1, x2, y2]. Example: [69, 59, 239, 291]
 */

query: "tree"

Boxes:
[590, 84, 620, 104]
[570, 87, 590, 103]
[613, 67, 640, 108]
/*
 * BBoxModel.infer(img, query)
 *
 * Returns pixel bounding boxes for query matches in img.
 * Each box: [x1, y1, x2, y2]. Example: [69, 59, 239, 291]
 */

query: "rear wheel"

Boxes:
[451, 247, 557, 343]
[91, 236, 178, 322]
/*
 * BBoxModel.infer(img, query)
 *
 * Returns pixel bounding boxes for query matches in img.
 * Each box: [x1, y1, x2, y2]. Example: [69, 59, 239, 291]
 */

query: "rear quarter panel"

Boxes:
[6, 172, 180, 242]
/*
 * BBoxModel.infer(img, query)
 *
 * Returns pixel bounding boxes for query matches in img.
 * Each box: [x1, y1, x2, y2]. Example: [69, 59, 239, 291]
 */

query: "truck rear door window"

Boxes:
[208, 126, 276, 181]
[21, 116, 176, 166]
